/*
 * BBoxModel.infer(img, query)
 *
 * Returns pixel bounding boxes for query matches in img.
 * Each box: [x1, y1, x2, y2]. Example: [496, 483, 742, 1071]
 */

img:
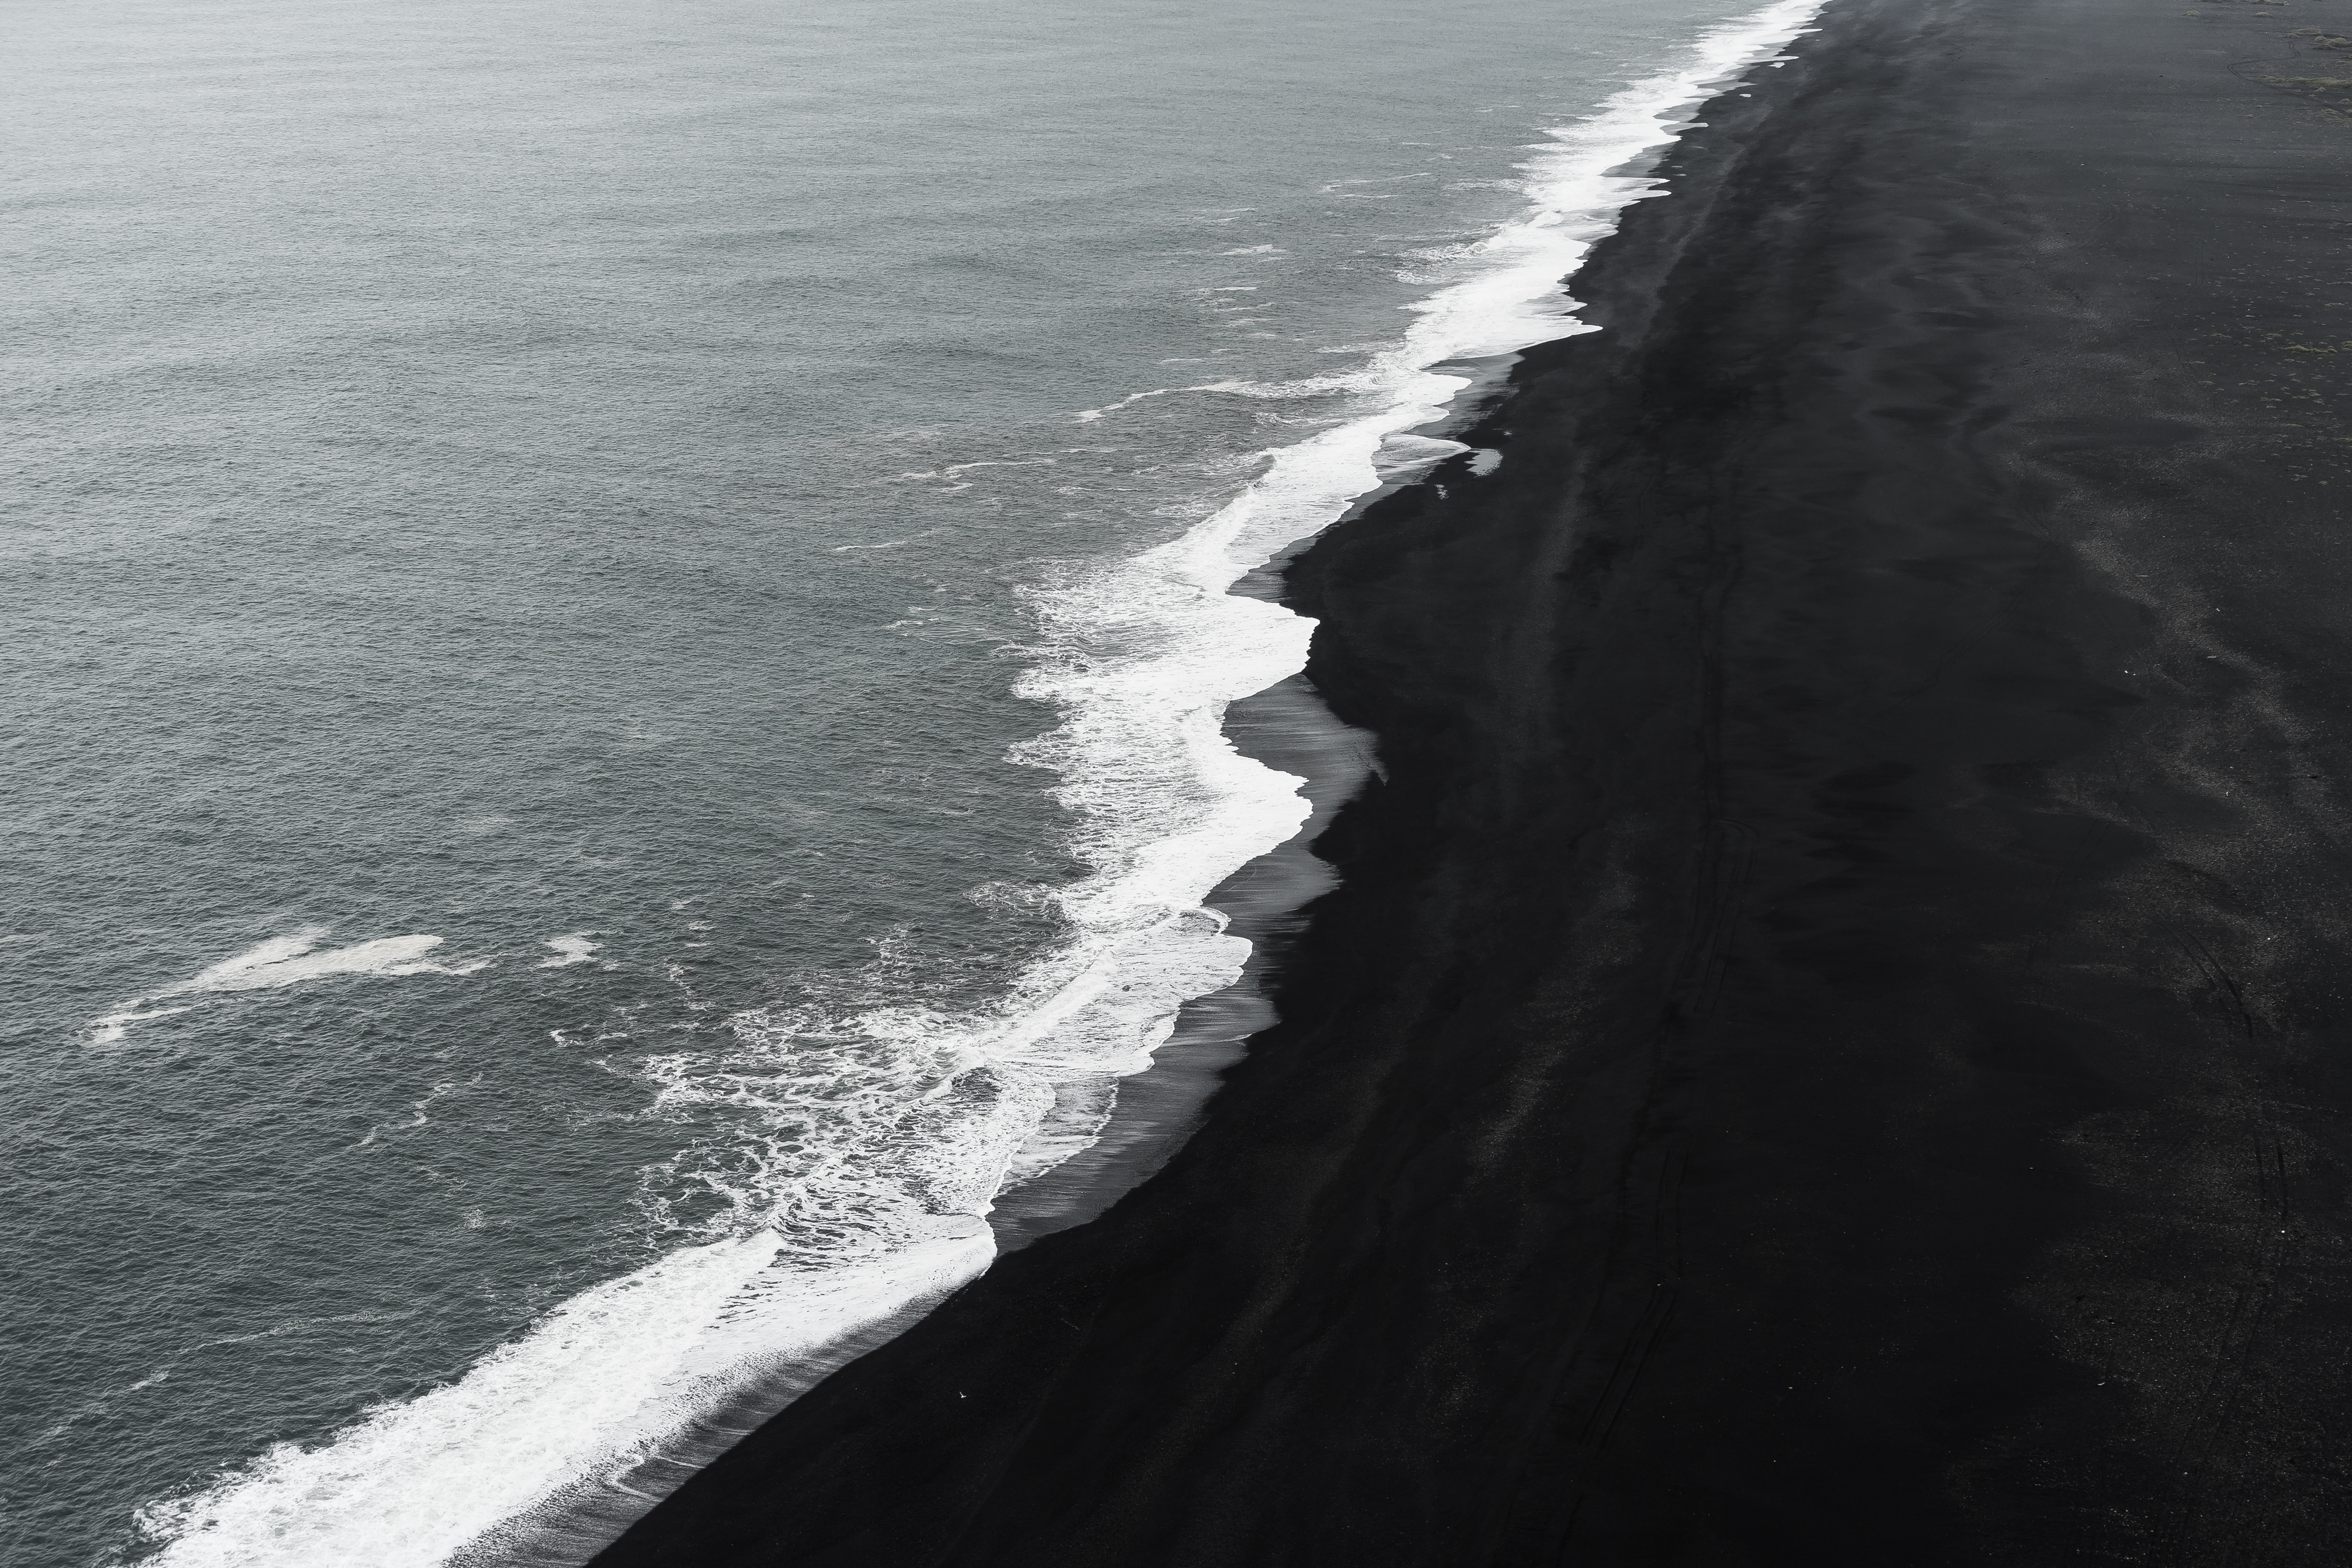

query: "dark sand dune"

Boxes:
[591, 0, 2352, 1560]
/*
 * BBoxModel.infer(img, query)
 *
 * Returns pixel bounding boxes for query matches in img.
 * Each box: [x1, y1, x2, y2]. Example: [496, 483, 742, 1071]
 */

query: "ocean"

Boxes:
[2, 0, 1821, 1562]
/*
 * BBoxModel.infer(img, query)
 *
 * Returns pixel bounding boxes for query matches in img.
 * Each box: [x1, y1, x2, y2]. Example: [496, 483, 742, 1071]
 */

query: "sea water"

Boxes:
[0, 0, 1822, 1561]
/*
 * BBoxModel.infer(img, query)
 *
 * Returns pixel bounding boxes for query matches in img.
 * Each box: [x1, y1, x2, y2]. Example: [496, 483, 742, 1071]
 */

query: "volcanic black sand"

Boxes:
[589, 0, 2352, 1560]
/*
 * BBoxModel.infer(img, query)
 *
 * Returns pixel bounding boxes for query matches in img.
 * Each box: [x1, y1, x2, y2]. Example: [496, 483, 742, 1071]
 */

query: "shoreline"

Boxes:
[446, 14, 1832, 1554]
[986, 661, 1375, 1254]
[590, 0, 2352, 1561]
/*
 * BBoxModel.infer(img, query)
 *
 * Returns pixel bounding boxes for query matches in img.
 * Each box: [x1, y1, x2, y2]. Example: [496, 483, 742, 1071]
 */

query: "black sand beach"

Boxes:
[591, 0, 2352, 1560]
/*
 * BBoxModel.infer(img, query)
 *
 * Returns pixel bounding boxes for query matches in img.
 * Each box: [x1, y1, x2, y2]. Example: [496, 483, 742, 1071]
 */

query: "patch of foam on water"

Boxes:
[126, 4, 1828, 1560]
[1374, 433, 1474, 483]
[87, 1004, 199, 1046]
[163, 927, 487, 994]
[89, 927, 487, 1044]
[538, 934, 601, 968]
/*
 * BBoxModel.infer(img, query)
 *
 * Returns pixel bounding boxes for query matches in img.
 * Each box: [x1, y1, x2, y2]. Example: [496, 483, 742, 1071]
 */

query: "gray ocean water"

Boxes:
[3, 1, 1813, 1562]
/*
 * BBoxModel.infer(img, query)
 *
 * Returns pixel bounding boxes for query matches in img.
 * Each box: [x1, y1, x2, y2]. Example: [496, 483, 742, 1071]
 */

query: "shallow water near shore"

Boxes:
[4, 0, 1819, 1561]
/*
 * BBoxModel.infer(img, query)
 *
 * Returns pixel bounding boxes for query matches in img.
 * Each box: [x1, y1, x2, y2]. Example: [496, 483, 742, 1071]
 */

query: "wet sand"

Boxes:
[590, 0, 2352, 1560]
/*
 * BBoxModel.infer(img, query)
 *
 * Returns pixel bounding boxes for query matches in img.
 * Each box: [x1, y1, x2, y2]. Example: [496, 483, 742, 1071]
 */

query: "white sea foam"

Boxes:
[538, 934, 601, 968]
[88, 927, 487, 1044]
[135, 1228, 993, 1568]
[165, 928, 485, 994]
[1374, 433, 1474, 483]
[87, 1004, 199, 1045]
[130, 4, 1827, 1560]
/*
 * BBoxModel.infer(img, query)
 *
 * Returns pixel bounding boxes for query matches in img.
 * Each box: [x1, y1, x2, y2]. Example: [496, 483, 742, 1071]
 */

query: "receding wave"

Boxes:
[125, 4, 1827, 1561]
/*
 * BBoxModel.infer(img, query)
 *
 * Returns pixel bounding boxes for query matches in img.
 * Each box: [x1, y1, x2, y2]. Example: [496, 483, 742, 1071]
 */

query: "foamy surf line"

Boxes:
[124, 8, 1827, 1563]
